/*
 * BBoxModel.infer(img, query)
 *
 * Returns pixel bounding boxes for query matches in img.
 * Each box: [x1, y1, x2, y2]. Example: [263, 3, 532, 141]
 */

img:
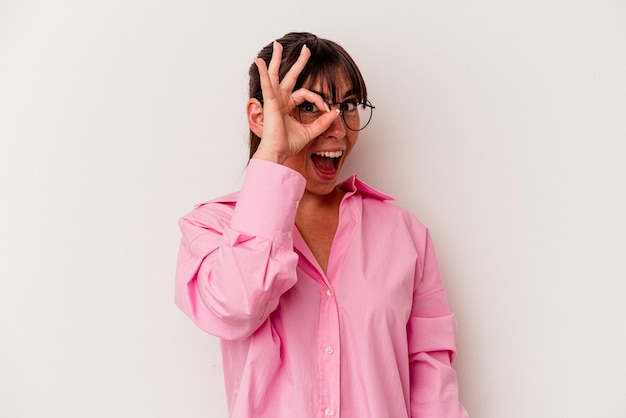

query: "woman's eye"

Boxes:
[300, 102, 319, 113]
[340, 100, 358, 112]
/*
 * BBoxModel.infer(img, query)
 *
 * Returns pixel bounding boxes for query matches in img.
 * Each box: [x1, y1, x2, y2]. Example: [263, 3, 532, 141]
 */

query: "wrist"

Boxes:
[251, 146, 287, 165]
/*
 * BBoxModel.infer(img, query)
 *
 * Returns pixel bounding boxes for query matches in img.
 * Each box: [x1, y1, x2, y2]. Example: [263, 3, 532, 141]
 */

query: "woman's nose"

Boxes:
[323, 110, 346, 140]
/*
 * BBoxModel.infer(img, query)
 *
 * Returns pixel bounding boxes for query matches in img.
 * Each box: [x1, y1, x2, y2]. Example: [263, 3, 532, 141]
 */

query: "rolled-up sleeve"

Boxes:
[408, 230, 469, 418]
[175, 159, 306, 341]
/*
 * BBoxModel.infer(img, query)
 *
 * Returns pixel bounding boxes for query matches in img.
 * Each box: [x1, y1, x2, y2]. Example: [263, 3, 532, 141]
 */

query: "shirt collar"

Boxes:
[338, 174, 395, 201]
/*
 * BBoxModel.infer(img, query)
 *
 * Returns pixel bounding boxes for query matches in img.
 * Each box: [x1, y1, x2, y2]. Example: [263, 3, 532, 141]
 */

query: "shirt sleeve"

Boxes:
[175, 159, 305, 341]
[407, 229, 469, 418]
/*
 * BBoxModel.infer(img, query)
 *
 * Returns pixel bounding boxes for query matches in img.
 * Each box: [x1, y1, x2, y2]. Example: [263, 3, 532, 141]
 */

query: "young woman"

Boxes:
[175, 32, 469, 418]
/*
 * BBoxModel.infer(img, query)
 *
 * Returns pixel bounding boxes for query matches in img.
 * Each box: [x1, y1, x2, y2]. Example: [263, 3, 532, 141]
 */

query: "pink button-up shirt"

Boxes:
[175, 159, 468, 418]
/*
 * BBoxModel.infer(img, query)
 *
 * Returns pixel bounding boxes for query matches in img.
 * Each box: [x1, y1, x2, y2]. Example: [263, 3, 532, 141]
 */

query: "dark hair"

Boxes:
[247, 32, 368, 158]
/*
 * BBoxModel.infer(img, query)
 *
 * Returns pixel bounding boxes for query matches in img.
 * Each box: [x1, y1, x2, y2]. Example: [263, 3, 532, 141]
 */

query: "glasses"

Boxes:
[297, 99, 375, 131]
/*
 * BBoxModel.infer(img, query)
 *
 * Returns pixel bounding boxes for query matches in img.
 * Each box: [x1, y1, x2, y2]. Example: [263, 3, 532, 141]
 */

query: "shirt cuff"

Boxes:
[230, 159, 306, 247]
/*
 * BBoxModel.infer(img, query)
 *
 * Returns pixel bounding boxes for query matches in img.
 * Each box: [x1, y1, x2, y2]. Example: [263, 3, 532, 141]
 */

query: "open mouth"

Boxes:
[311, 150, 344, 174]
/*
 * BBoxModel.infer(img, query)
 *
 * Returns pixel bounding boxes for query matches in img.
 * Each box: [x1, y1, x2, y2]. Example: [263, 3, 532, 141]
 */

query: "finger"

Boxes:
[303, 108, 341, 139]
[267, 41, 283, 88]
[255, 57, 276, 103]
[291, 88, 331, 113]
[280, 44, 311, 92]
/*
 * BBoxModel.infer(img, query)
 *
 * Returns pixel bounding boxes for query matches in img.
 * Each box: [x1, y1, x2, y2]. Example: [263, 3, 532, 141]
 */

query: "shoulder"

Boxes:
[194, 191, 239, 210]
[180, 191, 240, 229]
[344, 176, 429, 241]
[344, 174, 427, 231]
[363, 197, 428, 234]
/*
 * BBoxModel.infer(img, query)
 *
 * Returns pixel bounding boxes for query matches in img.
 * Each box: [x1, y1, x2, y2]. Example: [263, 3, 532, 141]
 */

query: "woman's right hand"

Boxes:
[251, 41, 340, 164]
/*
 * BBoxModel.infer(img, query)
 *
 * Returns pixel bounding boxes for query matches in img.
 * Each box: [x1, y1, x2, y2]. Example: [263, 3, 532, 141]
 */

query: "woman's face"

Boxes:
[284, 75, 360, 197]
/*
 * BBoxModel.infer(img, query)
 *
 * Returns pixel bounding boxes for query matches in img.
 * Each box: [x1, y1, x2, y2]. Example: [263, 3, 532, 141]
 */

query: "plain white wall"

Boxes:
[1, 0, 625, 417]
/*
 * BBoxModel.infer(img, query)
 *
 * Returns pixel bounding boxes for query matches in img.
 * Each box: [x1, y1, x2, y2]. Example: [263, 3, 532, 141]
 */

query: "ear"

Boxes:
[247, 98, 264, 138]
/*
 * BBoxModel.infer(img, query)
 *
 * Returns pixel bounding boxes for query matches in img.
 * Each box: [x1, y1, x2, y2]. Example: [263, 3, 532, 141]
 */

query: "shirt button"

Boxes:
[287, 231, 293, 239]
[325, 408, 334, 416]
[325, 346, 334, 355]
[326, 289, 334, 296]
[295, 200, 300, 209]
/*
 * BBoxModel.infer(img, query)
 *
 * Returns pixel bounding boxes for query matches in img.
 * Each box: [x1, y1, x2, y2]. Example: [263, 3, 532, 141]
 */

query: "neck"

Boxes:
[294, 187, 344, 273]
[300, 187, 344, 210]
[296, 187, 344, 227]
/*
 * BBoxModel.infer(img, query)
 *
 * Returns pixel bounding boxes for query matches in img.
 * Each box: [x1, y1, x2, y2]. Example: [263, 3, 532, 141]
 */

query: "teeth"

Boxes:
[313, 150, 344, 158]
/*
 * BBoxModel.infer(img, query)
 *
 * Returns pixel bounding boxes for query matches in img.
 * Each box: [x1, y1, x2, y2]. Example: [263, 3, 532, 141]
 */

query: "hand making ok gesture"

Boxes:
[250, 41, 340, 164]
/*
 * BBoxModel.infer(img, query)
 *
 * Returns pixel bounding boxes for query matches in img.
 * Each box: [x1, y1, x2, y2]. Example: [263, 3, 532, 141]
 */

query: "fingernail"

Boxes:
[301, 44, 307, 54]
[324, 102, 331, 112]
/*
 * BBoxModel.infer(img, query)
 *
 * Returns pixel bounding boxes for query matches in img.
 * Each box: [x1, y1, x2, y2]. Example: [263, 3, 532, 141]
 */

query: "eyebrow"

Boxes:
[310, 88, 358, 103]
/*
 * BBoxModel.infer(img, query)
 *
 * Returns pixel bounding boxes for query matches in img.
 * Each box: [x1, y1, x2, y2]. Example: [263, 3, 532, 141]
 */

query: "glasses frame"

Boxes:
[298, 99, 375, 131]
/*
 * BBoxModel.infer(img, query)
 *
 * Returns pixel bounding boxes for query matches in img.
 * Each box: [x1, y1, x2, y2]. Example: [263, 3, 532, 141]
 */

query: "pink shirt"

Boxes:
[175, 159, 468, 418]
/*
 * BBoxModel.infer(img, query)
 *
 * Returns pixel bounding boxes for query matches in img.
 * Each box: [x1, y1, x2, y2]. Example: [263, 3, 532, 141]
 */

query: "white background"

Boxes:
[1, 1, 625, 417]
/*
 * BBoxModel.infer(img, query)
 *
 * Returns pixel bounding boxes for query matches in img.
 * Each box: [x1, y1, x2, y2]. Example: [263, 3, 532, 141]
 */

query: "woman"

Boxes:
[175, 32, 468, 418]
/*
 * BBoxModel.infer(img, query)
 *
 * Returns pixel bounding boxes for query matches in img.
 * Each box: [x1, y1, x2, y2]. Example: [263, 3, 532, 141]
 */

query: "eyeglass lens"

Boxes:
[298, 101, 373, 131]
